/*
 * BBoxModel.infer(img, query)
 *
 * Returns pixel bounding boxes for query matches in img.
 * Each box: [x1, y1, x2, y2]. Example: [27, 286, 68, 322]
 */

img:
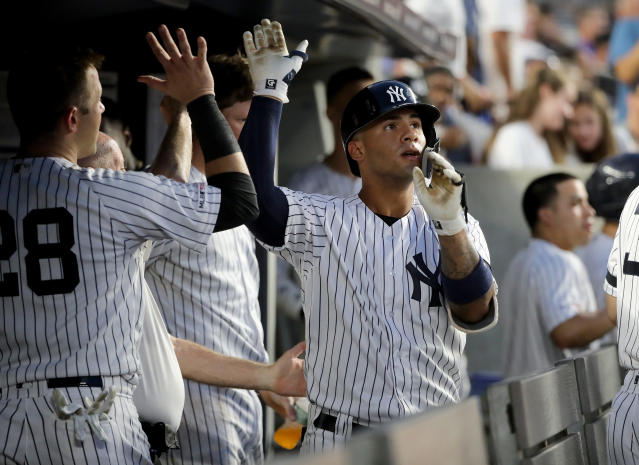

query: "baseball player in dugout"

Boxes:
[78, 132, 305, 463]
[0, 25, 261, 464]
[240, 19, 498, 454]
[500, 173, 615, 379]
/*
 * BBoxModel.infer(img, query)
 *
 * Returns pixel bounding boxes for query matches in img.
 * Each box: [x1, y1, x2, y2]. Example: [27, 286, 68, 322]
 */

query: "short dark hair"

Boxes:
[326, 67, 374, 105]
[8, 45, 103, 143]
[522, 172, 578, 231]
[423, 65, 454, 80]
[208, 53, 253, 110]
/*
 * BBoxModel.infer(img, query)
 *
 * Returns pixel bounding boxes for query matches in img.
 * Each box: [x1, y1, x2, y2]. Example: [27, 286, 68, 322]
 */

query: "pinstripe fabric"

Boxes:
[0, 380, 150, 464]
[605, 186, 639, 462]
[0, 157, 221, 463]
[500, 239, 599, 378]
[146, 167, 266, 465]
[262, 188, 494, 454]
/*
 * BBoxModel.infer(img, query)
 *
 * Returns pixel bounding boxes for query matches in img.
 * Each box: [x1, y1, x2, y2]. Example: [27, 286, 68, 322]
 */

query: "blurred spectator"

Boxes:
[100, 96, 144, 171]
[476, 0, 526, 120]
[501, 173, 614, 378]
[609, 0, 639, 122]
[420, 66, 492, 164]
[566, 86, 617, 163]
[485, 67, 573, 168]
[616, 81, 639, 151]
[576, 3, 612, 78]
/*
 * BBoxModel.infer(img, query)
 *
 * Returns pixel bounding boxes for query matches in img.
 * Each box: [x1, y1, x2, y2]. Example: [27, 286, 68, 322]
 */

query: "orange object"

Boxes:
[273, 421, 303, 450]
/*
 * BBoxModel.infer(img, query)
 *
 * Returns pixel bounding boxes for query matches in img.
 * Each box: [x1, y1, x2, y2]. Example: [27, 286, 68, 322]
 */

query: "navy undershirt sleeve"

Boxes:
[238, 96, 289, 247]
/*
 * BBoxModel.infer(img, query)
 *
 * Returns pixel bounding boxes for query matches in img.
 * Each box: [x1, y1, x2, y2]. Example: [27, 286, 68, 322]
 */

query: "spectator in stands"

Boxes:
[615, 81, 639, 152]
[501, 173, 615, 378]
[609, 0, 639, 122]
[576, 3, 612, 78]
[566, 87, 617, 164]
[485, 67, 573, 168]
[421, 65, 492, 164]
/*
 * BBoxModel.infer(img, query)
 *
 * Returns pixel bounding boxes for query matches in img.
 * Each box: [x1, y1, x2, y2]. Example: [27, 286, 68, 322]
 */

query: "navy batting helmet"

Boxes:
[340, 80, 440, 177]
[586, 153, 639, 221]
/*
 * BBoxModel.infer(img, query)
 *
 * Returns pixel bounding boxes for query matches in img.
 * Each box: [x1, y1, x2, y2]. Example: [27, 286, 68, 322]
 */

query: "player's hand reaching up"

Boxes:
[413, 151, 466, 236]
[243, 19, 308, 103]
[138, 25, 214, 104]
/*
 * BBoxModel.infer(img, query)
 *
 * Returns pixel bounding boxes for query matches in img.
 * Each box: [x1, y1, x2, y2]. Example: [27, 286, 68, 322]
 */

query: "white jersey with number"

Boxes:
[263, 188, 495, 424]
[0, 157, 220, 387]
[145, 166, 267, 465]
[605, 186, 639, 369]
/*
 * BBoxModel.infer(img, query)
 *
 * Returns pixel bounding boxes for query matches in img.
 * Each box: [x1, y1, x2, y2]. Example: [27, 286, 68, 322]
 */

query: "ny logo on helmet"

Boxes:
[386, 86, 407, 103]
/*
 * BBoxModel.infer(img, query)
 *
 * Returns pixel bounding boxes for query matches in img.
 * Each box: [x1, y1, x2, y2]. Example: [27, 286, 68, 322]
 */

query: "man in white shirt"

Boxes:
[501, 173, 615, 378]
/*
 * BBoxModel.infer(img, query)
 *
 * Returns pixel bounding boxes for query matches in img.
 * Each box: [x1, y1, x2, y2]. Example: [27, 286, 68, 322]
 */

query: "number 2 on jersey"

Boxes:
[0, 208, 80, 296]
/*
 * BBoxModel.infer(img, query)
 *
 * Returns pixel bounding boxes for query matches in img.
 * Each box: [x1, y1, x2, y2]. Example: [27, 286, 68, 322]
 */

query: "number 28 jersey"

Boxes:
[0, 157, 221, 388]
[605, 185, 639, 370]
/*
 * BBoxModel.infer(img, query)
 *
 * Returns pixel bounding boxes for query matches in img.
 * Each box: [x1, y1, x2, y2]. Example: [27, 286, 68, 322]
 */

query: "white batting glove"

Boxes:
[243, 18, 308, 103]
[413, 151, 466, 236]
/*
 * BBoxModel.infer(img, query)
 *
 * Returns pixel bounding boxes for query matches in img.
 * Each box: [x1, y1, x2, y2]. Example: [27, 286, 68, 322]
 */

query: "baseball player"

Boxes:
[604, 183, 639, 463]
[144, 53, 294, 465]
[79, 128, 307, 461]
[501, 173, 615, 378]
[240, 19, 497, 453]
[0, 26, 258, 464]
[577, 153, 639, 311]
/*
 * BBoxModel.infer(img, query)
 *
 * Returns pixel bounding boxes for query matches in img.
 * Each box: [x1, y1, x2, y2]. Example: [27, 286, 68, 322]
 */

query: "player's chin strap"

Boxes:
[51, 386, 117, 442]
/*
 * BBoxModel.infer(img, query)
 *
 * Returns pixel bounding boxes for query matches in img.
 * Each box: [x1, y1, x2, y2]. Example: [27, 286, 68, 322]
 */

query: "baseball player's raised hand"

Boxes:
[243, 18, 308, 103]
[138, 25, 215, 104]
[413, 151, 466, 236]
[268, 340, 306, 397]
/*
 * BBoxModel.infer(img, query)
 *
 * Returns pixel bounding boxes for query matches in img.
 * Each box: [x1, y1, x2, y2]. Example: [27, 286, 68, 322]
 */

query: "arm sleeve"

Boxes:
[445, 215, 498, 333]
[609, 21, 639, 65]
[238, 96, 289, 246]
[90, 169, 220, 252]
[206, 172, 258, 232]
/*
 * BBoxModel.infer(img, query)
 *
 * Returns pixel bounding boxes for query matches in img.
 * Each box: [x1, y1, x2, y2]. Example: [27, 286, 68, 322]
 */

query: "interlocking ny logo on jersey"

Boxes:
[386, 85, 407, 103]
[406, 253, 442, 307]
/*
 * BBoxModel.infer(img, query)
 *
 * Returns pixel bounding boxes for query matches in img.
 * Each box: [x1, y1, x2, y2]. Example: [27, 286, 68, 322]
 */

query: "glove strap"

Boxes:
[431, 213, 466, 236]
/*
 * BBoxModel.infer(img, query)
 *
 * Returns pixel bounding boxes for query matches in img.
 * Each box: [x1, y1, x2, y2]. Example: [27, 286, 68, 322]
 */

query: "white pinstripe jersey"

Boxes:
[605, 186, 639, 370]
[263, 188, 495, 423]
[501, 239, 599, 378]
[145, 167, 266, 463]
[0, 157, 220, 388]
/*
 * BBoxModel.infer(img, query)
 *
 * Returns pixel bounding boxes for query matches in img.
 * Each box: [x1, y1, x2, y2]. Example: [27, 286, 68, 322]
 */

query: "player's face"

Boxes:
[568, 104, 603, 152]
[76, 66, 105, 157]
[354, 108, 426, 182]
[222, 100, 251, 140]
[547, 179, 595, 249]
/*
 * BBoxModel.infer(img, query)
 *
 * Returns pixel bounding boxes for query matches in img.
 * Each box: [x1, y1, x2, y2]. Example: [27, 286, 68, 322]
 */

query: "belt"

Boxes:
[313, 412, 369, 433]
[14, 376, 104, 389]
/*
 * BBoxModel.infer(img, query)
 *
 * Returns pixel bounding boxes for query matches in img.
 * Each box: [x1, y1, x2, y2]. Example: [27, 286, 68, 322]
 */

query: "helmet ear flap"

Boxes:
[425, 124, 438, 149]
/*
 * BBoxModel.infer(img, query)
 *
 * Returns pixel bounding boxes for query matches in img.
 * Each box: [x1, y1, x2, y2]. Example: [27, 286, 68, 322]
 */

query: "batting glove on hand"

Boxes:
[243, 18, 308, 103]
[413, 151, 466, 236]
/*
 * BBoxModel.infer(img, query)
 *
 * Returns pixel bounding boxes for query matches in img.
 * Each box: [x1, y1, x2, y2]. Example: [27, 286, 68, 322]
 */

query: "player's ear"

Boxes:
[63, 106, 80, 134]
[537, 206, 553, 226]
[348, 139, 365, 162]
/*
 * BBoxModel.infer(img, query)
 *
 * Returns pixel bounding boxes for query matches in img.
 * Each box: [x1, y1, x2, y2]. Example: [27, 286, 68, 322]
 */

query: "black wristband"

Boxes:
[187, 94, 241, 163]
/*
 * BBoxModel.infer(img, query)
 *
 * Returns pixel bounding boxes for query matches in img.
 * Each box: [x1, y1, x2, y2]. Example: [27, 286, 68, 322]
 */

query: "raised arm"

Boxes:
[238, 19, 308, 246]
[139, 25, 258, 228]
[149, 96, 192, 182]
[414, 152, 496, 330]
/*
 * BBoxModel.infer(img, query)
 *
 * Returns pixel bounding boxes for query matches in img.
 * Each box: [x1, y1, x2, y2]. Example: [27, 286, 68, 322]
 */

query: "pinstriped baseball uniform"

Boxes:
[145, 166, 267, 465]
[604, 186, 639, 464]
[0, 157, 221, 464]
[260, 188, 495, 454]
[501, 239, 600, 378]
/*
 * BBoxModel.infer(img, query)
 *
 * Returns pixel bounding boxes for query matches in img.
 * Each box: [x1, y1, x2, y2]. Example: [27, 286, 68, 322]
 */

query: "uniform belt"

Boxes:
[313, 412, 369, 433]
[14, 376, 104, 389]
